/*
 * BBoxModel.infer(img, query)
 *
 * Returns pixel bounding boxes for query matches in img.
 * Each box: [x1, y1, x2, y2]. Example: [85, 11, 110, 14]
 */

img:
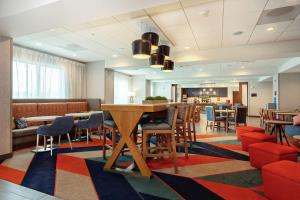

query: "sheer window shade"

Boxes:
[13, 46, 86, 99]
[114, 72, 131, 104]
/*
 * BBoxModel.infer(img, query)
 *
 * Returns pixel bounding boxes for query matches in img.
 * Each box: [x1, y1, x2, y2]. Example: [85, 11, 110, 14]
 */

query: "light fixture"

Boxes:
[142, 32, 159, 51]
[233, 31, 243, 35]
[198, 10, 209, 17]
[112, 54, 118, 58]
[157, 45, 170, 59]
[209, 88, 213, 92]
[161, 60, 174, 72]
[203, 88, 206, 92]
[184, 46, 190, 50]
[240, 66, 245, 69]
[132, 39, 151, 59]
[150, 53, 165, 68]
[213, 91, 217, 95]
[36, 42, 42, 46]
[72, 53, 77, 57]
[266, 27, 274, 31]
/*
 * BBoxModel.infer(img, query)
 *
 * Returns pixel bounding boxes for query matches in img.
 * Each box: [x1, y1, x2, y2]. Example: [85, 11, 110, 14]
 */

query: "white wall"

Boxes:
[279, 72, 300, 110]
[152, 82, 172, 99]
[0, 37, 12, 158]
[131, 75, 146, 103]
[86, 61, 105, 100]
[248, 81, 273, 116]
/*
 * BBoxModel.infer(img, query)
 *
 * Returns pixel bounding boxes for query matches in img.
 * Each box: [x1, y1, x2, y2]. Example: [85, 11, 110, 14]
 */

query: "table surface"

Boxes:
[25, 115, 61, 122]
[275, 112, 299, 116]
[264, 120, 293, 125]
[215, 109, 235, 113]
[65, 111, 103, 117]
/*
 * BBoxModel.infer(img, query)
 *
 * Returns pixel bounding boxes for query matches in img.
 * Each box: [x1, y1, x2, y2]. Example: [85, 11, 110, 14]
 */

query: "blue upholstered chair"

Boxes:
[206, 106, 226, 132]
[285, 125, 300, 137]
[36, 116, 74, 156]
[142, 107, 179, 173]
[75, 113, 103, 143]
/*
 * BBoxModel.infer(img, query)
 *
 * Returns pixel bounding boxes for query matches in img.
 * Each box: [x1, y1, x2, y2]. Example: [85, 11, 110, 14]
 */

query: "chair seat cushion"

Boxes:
[74, 119, 88, 129]
[176, 118, 183, 124]
[142, 122, 171, 130]
[103, 120, 116, 128]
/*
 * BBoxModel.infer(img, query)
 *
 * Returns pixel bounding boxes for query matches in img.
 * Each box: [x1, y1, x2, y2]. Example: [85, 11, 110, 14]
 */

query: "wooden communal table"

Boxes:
[275, 112, 299, 121]
[215, 110, 235, 133]
[264, 120, 293, 145]
[26, 115, 61, 125]
[101, 103, 173, 177]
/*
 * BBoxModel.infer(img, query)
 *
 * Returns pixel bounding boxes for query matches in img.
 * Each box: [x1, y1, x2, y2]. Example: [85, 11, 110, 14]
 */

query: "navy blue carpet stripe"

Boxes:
[154, 172, 223, 200]
[178, 146, 231, 159]
[140, 193, 169, 200]
[57, 146, 102, 154]
[21, 152, 56, 195]
[85, 159, 142, 200]
[193, 142, 249, 161]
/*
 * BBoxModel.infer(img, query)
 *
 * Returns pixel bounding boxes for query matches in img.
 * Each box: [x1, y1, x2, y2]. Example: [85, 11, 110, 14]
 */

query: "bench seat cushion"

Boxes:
[142, 123, 171, 130]
[248, 142, 298, 168]
[262, 160, 300, 200]
[12, 126, 39, 138]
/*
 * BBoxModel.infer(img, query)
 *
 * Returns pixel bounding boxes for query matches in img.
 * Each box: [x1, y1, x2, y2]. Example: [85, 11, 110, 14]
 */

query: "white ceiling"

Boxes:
[1, 0, 300, 81]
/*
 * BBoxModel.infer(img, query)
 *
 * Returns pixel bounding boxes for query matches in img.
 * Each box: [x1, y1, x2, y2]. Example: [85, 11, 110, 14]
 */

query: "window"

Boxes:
[13, 61, 66, 99]
[114, 72, 131, 104]
[13, 46, 86, 99]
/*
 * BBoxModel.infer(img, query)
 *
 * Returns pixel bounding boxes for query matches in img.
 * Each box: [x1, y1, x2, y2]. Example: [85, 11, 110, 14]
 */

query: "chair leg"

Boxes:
[58, 135, 61, 145]
[67, 133, 72, 149]
[44, 136, 46, 150]
[112, 128, 116, 149]
[187, 123, 193, 148]
[142, 131, 147, 159]
[206, 121, 208, 132]
[171, 132, 178, 174]
[50, 136, 53, 156]
[182, 125, 188, 159]
[86, 129, 89, 144]
[103, 128, 107, 159]
[192, 121, 196, 142]
[36, 134, 39, 153]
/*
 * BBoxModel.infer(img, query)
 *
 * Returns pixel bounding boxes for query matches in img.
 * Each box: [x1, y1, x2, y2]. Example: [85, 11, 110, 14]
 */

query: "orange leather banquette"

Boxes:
[12, 101, 88, 125]
[12, 101, 88, 150]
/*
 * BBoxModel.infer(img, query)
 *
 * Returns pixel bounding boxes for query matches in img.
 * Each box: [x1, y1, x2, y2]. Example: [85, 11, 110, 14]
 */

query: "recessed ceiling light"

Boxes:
[198, 10, 209, 17]
[72, 53, 77, 57]
[240, 66, 245, 69]
[198, 68, 203, 72]
[233, 31, 243, 35]
[184, 46, 190, 50]
[36, 42, 42, 46]
[112, 54, 118, 58]
[266, 27, 274, 31]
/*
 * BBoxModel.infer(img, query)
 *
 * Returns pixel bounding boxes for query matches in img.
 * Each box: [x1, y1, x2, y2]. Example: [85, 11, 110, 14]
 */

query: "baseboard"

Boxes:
[0, 152, 13, 162]
[248, 115, 260, 118]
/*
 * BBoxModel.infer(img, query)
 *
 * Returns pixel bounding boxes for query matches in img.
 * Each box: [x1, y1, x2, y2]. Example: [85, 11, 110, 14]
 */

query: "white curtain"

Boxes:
[114, 72, 131, 104]
[13, 46, 86, 99]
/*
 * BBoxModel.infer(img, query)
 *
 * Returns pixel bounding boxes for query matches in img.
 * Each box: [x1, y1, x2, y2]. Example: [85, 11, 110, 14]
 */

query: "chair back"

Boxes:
[87, 113, 103, 129]
[206, 106, 215, 121]
[177, 104, 189, 123]
[235, 106, 247, 123]
[166, 107, 178, 131]
[51, 116, 74, 135]
[188, 104, 194, 121]
[103, 111, 113, 121]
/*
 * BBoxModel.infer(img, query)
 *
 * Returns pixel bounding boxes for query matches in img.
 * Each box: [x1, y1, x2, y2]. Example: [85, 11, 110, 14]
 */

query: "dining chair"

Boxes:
[228, 106, 248, 130]
[188, 103, 197, 142]
[75, 113, 103, 143]
[102, 111, 118, 159]
[205, 106, 226, 132]
[142, 107, 179, 173]
[36, 116, 74, 156]
[259, 108, 264, 127]
[175, 104, 190, 158]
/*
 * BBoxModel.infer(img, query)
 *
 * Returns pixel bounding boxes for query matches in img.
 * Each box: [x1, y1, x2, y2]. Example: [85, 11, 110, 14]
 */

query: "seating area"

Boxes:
[1, 0, 300, 199]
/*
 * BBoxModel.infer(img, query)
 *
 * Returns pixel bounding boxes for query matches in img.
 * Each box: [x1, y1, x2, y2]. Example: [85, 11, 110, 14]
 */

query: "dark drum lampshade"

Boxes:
[150, 53, 165, 68]
[162, 60, 174, 72]
[132, 39, 151, 59]
[157, 45, 170, 59]
[142, 32, 159, 51]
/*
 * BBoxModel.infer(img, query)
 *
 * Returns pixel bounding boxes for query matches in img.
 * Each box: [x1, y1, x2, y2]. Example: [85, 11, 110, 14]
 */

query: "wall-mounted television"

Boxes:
[182, 87, 228, 97]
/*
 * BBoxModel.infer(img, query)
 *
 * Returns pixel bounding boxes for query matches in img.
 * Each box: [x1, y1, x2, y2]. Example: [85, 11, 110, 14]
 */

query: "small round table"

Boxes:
[265, 120, 293, 145]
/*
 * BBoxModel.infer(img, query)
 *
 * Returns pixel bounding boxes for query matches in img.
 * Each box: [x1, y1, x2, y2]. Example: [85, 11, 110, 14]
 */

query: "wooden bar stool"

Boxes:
[175, 104, 190, 158]
[142, 107, 179, 173]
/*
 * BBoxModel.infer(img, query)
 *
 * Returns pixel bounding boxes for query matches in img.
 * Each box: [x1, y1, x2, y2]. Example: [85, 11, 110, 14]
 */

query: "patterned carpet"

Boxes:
[0, 135, 299, 200]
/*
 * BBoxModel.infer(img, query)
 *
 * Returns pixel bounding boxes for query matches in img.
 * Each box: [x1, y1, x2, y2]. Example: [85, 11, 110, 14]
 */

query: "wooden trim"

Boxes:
[0, 153, 13, 162]
[13, 99, 87, 103]
[248, 115, 260, 118]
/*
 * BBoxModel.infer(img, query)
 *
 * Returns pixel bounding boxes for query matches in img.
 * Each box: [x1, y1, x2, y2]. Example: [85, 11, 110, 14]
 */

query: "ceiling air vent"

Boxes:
[257, 5, 300, 25]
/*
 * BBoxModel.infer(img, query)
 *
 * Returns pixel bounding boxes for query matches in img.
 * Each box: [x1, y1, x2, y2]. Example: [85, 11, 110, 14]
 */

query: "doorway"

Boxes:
[233, 91, 240, 105]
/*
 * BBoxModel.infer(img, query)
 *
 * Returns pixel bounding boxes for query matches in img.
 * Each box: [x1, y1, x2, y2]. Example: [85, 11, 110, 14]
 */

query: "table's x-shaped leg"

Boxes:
[103, 110, 152, 177]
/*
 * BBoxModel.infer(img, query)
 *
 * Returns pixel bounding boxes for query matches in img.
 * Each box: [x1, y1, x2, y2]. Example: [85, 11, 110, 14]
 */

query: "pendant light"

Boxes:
[142, 32, 159, 51]
[157, 45, 170, 59]
[161, 60, 174, 72]
[132, 39, 151, 59]
[150, 53, 165, 68]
